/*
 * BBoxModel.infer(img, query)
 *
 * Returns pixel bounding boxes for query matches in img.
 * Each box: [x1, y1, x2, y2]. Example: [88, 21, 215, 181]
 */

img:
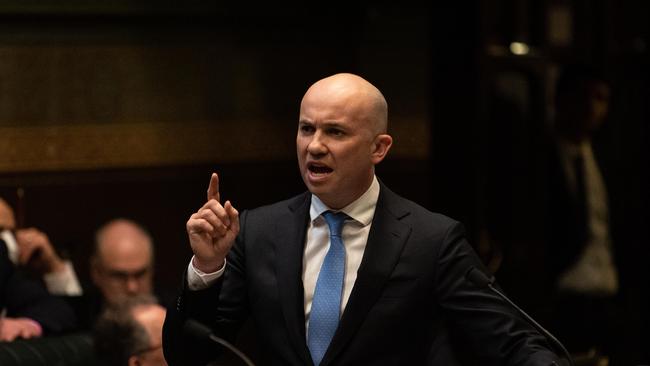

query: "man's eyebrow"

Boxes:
[297, 120, 346, 129]
[107, 268, 149, 276]
[302, 120, 343, 126]
[321, 122, 346, 129]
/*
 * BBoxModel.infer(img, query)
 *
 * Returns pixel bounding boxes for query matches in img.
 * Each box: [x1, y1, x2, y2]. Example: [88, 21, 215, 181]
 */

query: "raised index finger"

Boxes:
[207, 172, 220, 203]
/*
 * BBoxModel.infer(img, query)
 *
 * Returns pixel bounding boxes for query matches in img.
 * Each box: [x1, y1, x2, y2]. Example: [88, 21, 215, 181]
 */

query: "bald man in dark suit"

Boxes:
[163, 73, 561, 365]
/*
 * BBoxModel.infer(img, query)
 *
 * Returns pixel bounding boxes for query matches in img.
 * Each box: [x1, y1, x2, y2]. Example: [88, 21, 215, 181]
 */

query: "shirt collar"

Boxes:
[309, 175, 380, 227]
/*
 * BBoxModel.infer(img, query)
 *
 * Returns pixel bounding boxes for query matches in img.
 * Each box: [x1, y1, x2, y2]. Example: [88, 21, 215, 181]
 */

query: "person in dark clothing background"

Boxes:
[1, 199, 170, 331]
[539, 64, 629, 362]
[94, 294, 167, 366]
[0, 237, 76, 341]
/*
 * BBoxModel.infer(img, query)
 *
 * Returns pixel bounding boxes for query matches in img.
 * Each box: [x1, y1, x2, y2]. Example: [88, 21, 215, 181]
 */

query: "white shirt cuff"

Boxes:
[43, 261, 83, 296]
[187, 256, 226, 291]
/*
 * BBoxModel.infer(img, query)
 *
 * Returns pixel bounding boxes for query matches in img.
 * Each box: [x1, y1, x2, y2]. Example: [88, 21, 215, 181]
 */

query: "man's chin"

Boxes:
[304, 181, 335, 199]
[305, 182, 328, 195]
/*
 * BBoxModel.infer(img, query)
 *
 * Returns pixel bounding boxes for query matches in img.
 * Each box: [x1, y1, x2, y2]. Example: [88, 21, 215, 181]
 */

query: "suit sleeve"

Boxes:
[163, 210, 251, 366]
[0, 240, 76, 335]
[4, 272, 77, 334]
[434, 222, 560, 366]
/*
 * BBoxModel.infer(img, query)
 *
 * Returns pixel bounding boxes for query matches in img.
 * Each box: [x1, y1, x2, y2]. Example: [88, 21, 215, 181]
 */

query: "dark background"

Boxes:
[0, 0, 648, 361]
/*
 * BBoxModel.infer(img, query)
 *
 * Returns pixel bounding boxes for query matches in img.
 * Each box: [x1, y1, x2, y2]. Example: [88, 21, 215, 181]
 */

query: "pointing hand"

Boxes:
[186, 173, 240, 273]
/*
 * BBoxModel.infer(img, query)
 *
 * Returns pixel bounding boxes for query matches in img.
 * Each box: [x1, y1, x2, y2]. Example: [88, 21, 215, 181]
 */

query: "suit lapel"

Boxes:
[321, 184, 412, 365]
[274, 192, 314, 365]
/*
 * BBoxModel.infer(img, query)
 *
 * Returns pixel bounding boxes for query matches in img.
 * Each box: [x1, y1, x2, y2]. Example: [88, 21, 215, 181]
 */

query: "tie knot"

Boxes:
[322, 211, 347, 238]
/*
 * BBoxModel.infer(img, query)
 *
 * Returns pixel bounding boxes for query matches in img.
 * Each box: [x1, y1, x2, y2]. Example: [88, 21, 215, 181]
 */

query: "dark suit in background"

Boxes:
[541, 136, 634, 362]
[531, 65, 638, 363]
[0, 239, 76, 336]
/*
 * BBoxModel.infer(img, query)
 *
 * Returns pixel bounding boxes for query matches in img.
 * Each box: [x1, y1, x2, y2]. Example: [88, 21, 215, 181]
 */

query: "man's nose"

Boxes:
[126, 277, 140, 294]
[307, 131, 327, 155]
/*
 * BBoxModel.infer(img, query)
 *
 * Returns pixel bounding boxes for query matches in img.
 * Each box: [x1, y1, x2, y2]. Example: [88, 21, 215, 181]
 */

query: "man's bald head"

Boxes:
[301, 73, 388, 136]
[94, 219, 153, 261]
[297, 73, 393, 209]
[91, 219, 154, 306]
[0, 198, 16, 230]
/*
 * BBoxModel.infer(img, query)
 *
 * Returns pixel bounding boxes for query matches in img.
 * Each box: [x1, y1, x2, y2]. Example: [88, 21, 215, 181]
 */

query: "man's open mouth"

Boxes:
[308, 163, 333, 174]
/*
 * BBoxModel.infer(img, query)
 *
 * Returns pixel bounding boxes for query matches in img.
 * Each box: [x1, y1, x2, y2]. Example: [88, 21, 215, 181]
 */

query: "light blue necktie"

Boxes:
[308, 211, 348, 366]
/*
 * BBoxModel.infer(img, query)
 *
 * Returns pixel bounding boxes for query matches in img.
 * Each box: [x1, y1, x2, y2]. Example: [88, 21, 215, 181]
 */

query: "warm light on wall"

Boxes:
[509, 42, 530, 55]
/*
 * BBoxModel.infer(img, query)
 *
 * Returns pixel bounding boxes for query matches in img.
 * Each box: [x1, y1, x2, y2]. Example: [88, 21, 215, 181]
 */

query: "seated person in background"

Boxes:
[75, 218, 163, 329]
[0, 199, 164, 329]
[94, 294, 168, 366]
[0, 238, 76, 341]
[543, 64, 621, 357]
[90, 219, 156, 306]
[0, 197, 82, 296]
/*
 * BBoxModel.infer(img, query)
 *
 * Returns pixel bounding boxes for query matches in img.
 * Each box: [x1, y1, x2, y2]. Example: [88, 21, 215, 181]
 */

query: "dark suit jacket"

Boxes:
[0, 239, 76, 335]
[163, 183, 559, 365]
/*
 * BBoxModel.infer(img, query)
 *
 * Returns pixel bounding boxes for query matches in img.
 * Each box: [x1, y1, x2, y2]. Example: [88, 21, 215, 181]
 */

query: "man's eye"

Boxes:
[328, 129, 344, 136]
[300, 125, 314, 133]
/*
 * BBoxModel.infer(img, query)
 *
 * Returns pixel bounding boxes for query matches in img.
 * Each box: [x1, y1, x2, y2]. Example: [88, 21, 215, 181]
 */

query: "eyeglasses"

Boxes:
[101, 267, 151, 283]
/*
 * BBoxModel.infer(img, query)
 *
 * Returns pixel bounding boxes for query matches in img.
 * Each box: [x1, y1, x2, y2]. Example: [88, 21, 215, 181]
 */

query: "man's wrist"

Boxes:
[187, 256, 226, 290]
[43, 261, 83, 296]
[192, 256, 225, 274]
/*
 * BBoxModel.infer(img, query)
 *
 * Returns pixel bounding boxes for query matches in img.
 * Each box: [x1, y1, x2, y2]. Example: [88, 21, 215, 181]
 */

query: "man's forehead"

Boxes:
[301, 76, 386, 131]
[98, 222, 150, 251]
[97, 237, 152, 265]
[300, 92, 368, 122]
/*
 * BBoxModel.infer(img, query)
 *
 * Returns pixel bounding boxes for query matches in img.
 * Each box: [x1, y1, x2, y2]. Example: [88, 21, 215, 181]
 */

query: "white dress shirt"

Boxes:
[42, 261, 83, 296]
[187, 176, 380, 331]
[556, 139, 618, 295]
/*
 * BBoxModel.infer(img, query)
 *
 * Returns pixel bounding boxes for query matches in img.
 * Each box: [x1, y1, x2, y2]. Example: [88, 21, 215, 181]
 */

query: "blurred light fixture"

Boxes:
[509, 42, 530, 55]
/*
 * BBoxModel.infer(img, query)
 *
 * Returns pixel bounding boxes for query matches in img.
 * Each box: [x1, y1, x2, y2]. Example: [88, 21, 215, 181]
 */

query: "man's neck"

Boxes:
[314, 175, 378, 211]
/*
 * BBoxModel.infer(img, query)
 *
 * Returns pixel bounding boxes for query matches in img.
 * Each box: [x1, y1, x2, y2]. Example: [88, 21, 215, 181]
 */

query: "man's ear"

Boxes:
[128, 355, 141, 366]
[370, 134, 393, 164]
